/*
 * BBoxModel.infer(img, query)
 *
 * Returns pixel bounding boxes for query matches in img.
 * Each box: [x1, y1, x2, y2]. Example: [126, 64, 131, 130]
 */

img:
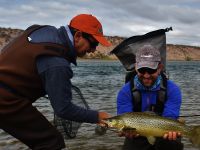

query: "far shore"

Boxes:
[77, 58, 200, 62]
[0, 27, 200, 61]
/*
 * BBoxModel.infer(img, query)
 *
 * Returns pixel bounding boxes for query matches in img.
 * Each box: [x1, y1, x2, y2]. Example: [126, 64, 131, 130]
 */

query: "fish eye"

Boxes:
[108, 118, 113, 122]
[108, 118, 112, 121]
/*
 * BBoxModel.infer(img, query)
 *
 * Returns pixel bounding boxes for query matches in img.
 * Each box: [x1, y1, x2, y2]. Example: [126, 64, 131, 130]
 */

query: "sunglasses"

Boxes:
[137, 67, 158, 74]
[82, 33, 99, 48]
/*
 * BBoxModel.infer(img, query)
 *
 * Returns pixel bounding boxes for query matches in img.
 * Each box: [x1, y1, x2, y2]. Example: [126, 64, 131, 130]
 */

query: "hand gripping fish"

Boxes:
[102, 112, 200, 149]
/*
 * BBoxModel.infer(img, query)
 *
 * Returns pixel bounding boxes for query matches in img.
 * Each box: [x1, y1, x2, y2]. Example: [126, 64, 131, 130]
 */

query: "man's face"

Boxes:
[73, 31, 99, 57]
[136, 64, 162, 87]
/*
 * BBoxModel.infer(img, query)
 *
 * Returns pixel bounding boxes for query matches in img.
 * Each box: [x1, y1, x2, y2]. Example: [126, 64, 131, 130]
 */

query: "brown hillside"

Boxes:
[167, 44, 200, 61]
[0, 27, 23, 48]
[0, 27, 200, 61]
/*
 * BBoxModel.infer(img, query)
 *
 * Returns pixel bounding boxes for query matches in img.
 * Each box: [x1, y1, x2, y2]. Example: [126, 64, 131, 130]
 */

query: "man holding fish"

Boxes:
[115, 44, 184, 150]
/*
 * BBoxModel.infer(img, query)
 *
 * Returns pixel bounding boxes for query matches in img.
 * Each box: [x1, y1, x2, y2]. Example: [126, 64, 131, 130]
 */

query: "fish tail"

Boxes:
[189, 125, 200, 148]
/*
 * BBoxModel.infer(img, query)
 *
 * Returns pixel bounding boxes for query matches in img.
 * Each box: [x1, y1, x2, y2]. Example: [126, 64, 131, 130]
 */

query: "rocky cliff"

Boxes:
[0, 27, 200, 61]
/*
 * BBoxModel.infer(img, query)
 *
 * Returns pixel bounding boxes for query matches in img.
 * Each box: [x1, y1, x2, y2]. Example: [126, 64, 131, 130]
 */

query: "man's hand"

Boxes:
[98, 112, 111, 124]
[163, 131, 181, 140]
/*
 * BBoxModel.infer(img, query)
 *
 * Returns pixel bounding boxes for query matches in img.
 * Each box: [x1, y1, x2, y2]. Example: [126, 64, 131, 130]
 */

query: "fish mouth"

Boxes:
[101, 119, 109, 128]
[102, 119, 117, 128]
[100, 119, 122, 133]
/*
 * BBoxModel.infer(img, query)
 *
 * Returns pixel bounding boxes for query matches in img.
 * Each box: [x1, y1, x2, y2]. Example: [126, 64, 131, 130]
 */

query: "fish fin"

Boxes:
[122, 127, 136, 132]
[119, 125, 125, 132]
[177, 117, 185, 124]
[189, 125, 200, 148]
[147, 136, 156, 145]
[143, 111, 157, 116]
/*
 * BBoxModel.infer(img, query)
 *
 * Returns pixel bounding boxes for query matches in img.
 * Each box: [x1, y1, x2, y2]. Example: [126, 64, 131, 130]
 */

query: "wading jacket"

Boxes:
[0, 25, 99, 123]
[0, 25, 70, 101]
[117, 76, 182, 119]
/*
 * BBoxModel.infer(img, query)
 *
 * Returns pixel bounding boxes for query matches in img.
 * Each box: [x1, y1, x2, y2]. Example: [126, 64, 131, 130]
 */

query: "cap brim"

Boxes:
[136, 61, 159, 70]
[93, 35, 112, 47]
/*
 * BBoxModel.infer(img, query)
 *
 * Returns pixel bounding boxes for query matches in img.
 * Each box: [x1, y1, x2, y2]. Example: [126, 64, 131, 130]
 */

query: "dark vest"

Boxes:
[130, 73, 167, 115]
[0, 25, 72, 102]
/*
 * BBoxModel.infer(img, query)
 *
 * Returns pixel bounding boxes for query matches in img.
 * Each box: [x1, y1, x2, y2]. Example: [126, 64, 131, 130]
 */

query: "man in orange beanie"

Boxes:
[0, 14, 111, 150]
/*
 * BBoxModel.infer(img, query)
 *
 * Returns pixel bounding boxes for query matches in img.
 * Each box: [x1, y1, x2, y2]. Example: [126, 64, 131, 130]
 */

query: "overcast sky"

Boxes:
[0, 0, 200, 46]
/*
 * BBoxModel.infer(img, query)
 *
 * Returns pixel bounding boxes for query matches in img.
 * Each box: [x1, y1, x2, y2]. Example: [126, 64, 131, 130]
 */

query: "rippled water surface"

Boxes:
[0, 60, 200, 150]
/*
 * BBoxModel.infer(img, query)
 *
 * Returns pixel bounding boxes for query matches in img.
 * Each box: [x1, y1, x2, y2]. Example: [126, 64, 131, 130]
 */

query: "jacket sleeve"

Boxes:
[37, 56, 99, 123]
[162, 80, 182, 119]
[117, 82, 134, 115]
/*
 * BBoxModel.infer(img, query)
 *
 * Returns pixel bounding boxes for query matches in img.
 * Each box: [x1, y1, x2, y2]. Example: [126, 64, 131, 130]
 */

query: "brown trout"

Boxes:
[102, 112, 200, 149]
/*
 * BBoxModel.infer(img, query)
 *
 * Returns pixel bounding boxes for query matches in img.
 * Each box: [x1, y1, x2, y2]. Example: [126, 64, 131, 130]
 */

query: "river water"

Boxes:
[0, 60, 199, 150]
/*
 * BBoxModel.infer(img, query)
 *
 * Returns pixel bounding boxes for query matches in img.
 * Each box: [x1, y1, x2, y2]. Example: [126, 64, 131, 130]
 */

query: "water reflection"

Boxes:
[0, 60, 199, 150]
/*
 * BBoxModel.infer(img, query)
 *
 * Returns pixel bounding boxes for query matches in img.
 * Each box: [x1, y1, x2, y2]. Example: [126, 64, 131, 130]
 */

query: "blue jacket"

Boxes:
[29, 25, 99, 123]
[117, 77, 182, 119]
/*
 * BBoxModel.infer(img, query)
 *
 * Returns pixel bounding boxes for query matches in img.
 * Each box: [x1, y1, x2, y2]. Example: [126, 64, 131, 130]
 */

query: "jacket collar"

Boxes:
[58, 26, 77, 66]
